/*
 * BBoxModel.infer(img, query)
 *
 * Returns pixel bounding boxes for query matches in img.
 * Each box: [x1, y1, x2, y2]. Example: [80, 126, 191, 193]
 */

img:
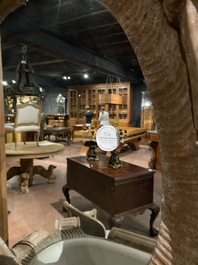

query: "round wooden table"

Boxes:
[6, 141, 65, 193]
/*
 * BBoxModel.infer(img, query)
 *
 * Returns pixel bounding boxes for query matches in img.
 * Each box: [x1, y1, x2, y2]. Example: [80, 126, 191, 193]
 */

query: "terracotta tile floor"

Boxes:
[6, 142, 162, 248]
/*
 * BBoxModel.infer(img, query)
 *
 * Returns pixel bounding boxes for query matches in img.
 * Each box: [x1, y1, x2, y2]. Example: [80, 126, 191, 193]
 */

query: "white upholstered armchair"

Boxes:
[5, 102, 41, 149]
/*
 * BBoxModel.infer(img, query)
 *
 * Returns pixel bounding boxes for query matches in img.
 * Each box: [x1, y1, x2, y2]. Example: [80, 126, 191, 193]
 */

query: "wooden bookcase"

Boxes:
[68, 82, 132, 127]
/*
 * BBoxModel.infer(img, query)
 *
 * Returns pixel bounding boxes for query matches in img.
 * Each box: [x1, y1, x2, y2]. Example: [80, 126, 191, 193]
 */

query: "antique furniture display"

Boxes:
[147, 130, 161, 171]
[73, 126, 146, 152]
[6, 141, 65, 193]
[44, 126, 71, 144]
[63, 155, 160, 237]
[68, 82, 132, 127]
[72, 127, 96, 142]
[71, 124, 86, 140]
[115, 126, 146, 151]
[4, 102, 42, 149]
[46, 114, 69, 127]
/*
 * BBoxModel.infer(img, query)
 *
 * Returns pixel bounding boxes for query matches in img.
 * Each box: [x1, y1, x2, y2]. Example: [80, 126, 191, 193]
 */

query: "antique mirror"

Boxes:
[56, 93, 66, 114]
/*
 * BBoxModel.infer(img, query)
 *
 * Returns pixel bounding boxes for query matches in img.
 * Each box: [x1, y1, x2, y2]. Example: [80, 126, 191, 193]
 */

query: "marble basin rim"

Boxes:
[29, 237, 151, 265]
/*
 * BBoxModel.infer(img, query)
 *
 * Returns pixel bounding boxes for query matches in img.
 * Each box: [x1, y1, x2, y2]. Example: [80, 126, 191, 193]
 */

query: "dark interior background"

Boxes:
[1, 0, 148, 126]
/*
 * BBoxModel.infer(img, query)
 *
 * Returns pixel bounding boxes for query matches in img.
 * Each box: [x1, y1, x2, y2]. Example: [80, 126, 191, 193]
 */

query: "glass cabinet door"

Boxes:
[78, 90, 86, 118]
[108, 104, 116, 119]
[118, 87, 128, 120]
[88, 89, 96, 118]
[69, 90, 77, 118]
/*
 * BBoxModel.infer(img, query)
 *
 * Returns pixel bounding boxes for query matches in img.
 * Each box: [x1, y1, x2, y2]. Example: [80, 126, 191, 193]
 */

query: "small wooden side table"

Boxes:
[44, 126, 71, 145]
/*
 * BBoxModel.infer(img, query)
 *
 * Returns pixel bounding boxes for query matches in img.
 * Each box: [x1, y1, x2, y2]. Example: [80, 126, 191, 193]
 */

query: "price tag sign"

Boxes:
[96, 125, 120, 151]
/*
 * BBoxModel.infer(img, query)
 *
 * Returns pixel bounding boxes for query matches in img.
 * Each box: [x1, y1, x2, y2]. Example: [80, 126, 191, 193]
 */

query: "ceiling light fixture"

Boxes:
[2, 81, 8, 86]
[9, 44, 45, 98]
[83, 73, 89, 79]
[62, 76, 71, 80]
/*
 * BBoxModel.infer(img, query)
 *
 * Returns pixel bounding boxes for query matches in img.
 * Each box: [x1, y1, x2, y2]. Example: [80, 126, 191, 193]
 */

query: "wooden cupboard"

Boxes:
[68, 82, 132, 127]
[141, 106, 155, 130]
[141, 91, 155, 130]
[46, 114, 69, 127]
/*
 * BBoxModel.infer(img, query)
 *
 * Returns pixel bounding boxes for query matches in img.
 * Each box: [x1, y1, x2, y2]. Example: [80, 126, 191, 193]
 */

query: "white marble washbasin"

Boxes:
[29, 238, 151, 265]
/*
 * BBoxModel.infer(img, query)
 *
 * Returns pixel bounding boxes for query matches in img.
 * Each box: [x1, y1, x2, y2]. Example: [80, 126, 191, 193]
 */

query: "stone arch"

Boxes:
[1, 1, 198, 264]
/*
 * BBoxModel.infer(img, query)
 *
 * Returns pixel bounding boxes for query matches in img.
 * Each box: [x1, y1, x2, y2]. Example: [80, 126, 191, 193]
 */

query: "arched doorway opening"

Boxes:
[1, 1, 198, 264]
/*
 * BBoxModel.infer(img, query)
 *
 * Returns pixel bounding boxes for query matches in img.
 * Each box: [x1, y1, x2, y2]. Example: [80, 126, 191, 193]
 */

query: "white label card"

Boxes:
[96, 125, 120, 151]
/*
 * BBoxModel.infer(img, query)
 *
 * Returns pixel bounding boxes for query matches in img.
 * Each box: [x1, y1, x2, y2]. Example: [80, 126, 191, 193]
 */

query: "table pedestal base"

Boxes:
[7, 159, 57, 193]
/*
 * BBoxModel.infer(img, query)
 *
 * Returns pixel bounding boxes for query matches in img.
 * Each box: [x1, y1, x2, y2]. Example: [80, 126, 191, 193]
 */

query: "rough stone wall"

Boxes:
[101, 1, 198, 264]
[0, 0, 27, 22]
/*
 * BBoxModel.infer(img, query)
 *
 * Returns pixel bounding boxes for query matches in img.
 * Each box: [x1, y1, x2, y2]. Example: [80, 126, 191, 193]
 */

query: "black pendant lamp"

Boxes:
[10, 44, 45, 98]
